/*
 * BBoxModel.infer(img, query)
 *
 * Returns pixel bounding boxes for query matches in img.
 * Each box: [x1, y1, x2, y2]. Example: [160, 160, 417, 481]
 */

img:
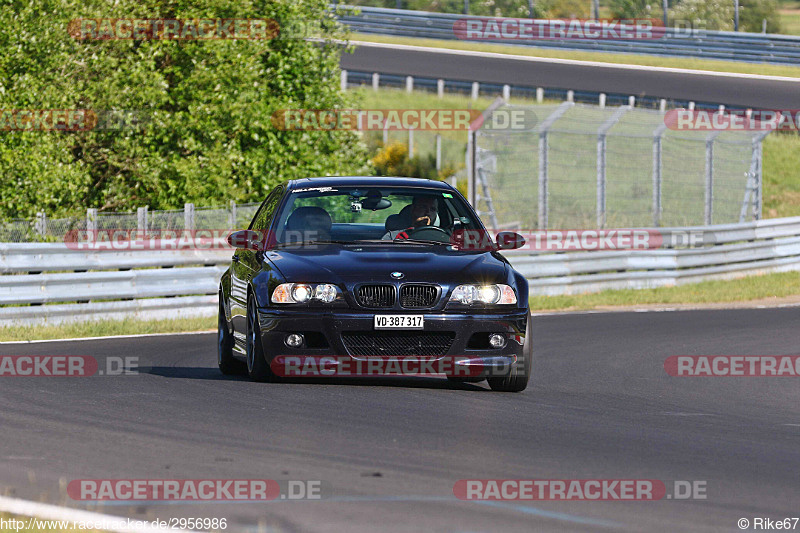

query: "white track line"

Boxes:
[0, 330, 214, 345]
[0, 495, 198, 533]
[351, 40, 800, 83]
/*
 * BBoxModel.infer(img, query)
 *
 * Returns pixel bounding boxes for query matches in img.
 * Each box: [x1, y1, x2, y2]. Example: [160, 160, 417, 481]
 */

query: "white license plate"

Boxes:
[374, 315, 424, 330]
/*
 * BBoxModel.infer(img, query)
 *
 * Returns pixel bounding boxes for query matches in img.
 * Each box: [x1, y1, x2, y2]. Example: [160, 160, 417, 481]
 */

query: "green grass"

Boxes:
[0, 316, 215, 342]
[780, 8, 800, 35]
[762, 133, 800, 218]
[352, 33, 800, 79]
[530, 270, 800, 311]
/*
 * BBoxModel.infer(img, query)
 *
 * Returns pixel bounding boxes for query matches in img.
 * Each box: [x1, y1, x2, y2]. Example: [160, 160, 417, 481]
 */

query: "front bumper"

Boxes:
[257, 308, 528, 378]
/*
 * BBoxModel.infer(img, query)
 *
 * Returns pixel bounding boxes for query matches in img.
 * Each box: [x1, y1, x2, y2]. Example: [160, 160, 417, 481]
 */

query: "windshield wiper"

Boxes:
[272, 240, 353, 248]
[392, 238, 453, 246]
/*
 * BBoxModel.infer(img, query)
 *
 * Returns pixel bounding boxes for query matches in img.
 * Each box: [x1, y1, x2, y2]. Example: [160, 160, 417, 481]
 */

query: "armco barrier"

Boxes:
[336, 5, 800, 65]
[2, 216, 800, 325]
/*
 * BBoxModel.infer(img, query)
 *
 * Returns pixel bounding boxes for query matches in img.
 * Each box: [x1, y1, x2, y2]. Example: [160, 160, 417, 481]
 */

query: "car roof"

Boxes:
[287, 176, 454, 191]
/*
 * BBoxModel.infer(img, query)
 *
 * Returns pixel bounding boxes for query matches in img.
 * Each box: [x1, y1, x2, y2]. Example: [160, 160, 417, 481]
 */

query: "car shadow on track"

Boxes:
[141, 365, 488, 390]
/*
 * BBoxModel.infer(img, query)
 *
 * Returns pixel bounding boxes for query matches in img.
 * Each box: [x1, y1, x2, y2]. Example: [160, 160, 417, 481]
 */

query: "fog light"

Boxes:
[285, 334, 304, 348]
[488, 334, 506, 349]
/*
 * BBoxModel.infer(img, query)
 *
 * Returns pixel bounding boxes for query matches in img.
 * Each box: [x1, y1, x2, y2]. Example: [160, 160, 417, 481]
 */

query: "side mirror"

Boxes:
[227, 230, 264, 250]
[496, 231, 526, 250]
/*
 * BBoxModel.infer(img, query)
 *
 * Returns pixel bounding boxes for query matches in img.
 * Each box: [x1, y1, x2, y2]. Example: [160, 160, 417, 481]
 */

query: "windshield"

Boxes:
[273, 186, 483, 245]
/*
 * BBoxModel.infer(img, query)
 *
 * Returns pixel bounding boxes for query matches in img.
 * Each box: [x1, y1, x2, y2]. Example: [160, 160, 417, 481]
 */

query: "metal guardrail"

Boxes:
[0, 246, 230, 325]
[3, 216, 800, 324]
[337, 6, 800, 65]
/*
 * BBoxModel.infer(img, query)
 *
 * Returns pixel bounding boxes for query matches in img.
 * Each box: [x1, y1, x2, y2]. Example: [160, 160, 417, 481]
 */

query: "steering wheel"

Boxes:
[396, 226, 451, 243]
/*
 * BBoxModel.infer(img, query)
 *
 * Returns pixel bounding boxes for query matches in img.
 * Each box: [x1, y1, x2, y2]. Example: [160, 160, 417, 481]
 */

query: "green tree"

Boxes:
[0, 0, 368, 219]
[670, 0, 734, 30]
[739, 0, 781, 33]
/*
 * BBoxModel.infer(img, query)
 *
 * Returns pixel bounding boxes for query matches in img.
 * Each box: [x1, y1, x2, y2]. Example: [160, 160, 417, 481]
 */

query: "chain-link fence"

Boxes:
[2, 202, 263, 243]
[471, 102, 772, 230]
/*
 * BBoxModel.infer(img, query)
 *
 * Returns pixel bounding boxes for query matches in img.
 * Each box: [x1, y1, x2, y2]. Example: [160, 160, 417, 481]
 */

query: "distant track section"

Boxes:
[340, 41, 800, 109]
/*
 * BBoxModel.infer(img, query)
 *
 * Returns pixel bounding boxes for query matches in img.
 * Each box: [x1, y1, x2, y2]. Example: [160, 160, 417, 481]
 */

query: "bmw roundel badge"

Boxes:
[391, 271, 404, 279]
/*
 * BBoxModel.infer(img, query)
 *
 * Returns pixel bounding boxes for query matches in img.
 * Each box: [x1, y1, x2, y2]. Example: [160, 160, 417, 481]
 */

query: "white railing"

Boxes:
[2, 216, 800, 325]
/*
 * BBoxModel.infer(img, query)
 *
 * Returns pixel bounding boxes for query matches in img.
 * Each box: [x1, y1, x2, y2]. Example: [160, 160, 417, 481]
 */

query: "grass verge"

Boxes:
[0, 316, 215, 342]
[352, 33, 800, 79]
[530, 271, 800, 311]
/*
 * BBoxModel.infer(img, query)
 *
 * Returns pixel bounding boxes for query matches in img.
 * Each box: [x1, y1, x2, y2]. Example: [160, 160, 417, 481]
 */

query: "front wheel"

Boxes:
[488, 312, 532, 392]
[217, 294, 239, 375]
[246, 295, 276, 382]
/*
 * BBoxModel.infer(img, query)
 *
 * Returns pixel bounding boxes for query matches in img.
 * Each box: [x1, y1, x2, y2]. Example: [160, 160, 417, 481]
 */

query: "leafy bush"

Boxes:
[0, 0, 369, 219]
[739, 0, 781, 33]
[670, 0, 734, 30]
[371, 141, 460, 181]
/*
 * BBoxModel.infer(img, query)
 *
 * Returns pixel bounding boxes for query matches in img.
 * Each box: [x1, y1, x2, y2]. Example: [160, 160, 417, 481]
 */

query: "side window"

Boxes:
[249, 186, 284, 231]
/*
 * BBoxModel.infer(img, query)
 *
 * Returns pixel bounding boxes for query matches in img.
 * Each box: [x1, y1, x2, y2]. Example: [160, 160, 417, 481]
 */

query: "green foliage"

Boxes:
[670, 0, 734, 30]
[370, 141, 459, 181]
[740, 0, 782, 32]
[0, 0, 369, 219]
[608, 0, 663, 19]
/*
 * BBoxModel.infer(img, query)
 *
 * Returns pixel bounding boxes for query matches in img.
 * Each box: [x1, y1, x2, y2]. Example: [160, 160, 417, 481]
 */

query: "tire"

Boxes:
[488, 312, 532, 392]
[246, 295, 276, 382]
[217, 294, 239, 375]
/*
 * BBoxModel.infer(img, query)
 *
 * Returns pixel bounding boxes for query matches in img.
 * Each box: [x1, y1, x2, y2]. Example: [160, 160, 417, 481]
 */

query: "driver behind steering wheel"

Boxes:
[383, 196, 439, 240]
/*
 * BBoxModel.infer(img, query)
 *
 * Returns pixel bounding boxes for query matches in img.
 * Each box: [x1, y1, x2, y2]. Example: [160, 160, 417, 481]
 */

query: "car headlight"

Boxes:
[449, 284, 517, 305]
[272, 283, 339, 304]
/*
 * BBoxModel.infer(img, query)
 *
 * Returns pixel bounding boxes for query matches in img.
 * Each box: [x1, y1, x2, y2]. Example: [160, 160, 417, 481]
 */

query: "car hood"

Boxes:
[265, 244, 508, 285]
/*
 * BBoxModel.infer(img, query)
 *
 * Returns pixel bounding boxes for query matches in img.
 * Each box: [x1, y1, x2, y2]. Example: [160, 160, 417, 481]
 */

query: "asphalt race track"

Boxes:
[340, 43, 800, 109]
[1, 307, 799, 532]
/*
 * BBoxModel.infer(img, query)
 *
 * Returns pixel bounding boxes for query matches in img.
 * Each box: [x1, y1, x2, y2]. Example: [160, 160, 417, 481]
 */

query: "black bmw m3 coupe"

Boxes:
[218, 177, 532, 392]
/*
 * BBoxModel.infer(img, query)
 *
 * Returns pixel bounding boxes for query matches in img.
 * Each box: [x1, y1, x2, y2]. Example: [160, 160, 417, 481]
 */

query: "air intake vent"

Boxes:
[341, 332, 456, 357]
[400, 284, 439, 308]
[356, 285, 395, 308]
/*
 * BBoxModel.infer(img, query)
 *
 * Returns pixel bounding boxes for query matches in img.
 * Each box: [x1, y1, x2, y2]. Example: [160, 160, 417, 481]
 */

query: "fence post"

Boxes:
[756, 140, 763, 219]
[536, 102, 574, 229]
[372, 72, 379, 91]
[229, 200, 237, 230]
[599, 93, 606, 108]
[652, 124, 667, 226]
[184, 203, 195, 231]
[35, 212, 47, 237]
[137, 206, 148, 233]
[408, 128, 414, 158]
[86, 208, 97, 234]
[597, 106, 631, 228]
[536, 88, 543, 103]
[538, 132, 549, 230]
[502, 84, 510, 101]
[340, 70, 348, 91]
[405, 75, 413, 93]
[471, 82, 479, 100]
[435, 134, 442, 171]
[466, 130, 475, 206]
[566, 90, 574, 103]
[437, 79, 444, 98]
[704, 131, 721, 225]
